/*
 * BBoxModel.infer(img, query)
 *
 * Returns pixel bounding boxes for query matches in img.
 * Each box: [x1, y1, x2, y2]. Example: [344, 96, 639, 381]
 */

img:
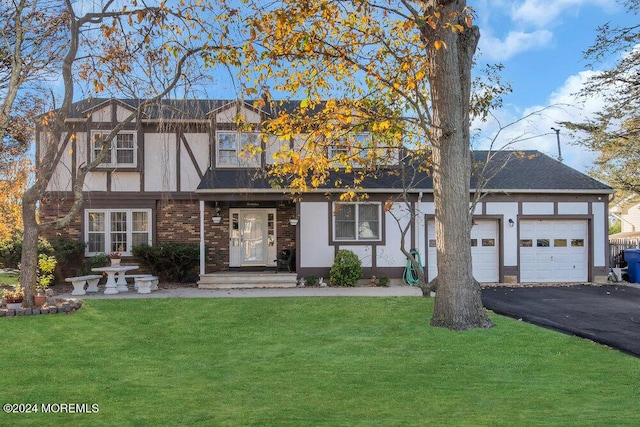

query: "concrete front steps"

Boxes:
[198, 272, 298, 289]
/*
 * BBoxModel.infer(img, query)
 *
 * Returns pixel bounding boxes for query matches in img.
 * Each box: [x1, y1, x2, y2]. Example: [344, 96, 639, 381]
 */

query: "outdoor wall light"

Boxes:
[212, 203, 222, 224]
[508, 218, 515, 227]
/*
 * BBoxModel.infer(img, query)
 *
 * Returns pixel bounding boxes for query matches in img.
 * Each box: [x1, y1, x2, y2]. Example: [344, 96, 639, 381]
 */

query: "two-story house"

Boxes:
[39, 98, 614, 286]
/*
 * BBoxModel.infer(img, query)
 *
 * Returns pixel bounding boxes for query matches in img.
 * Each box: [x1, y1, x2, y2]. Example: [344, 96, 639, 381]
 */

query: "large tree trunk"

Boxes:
[19, 186, 40, 308]
[425, 0, 493, 330]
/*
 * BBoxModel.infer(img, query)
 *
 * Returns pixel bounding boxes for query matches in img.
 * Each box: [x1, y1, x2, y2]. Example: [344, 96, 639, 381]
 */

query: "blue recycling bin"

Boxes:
[623, 249, 640, 283]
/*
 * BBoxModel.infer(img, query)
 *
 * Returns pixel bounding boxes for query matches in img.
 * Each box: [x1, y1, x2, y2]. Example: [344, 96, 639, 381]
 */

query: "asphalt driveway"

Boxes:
[481, 284, 640, 357]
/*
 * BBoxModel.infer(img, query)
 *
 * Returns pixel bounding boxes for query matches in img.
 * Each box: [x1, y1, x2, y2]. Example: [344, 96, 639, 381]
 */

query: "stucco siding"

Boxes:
[299, 202, 334, 267]
[522, 202, 554, 215]
[145, 133, 177, 192]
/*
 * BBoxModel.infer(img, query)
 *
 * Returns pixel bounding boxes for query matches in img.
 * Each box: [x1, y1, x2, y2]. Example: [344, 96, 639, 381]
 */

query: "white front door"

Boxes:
[229, 209, 277, 267]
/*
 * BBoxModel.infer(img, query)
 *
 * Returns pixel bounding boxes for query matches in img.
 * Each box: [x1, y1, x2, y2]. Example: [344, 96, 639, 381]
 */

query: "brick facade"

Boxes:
[38, 196, 298, 277]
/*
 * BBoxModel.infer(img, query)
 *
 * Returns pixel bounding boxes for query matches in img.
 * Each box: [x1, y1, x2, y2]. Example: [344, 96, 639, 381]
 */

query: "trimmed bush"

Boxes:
[132, 242, 199, 283]
[76, 254, 110, 276]
[330, 249, 362, 287]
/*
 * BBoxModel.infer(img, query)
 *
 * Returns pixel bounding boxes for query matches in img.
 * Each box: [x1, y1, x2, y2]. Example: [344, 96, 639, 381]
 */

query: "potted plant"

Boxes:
[3, 285, 24, 309]
[34, 286, 47, 307]
[109, 251, 122, 266]
[35, 253, 56, 307]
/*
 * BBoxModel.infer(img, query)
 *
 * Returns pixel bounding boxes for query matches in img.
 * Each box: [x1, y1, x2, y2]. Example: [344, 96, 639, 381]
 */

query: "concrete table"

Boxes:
[92, 265, 139, 294]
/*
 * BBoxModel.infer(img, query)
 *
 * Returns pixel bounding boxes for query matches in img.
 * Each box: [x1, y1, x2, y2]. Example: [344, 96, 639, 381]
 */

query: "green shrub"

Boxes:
[132, 242, 199, 282]
[0, 232, 54, 268]
[379, 276, 390, 287]
[76, 254, 110, 276]
[330, 249, 362, 287]
[306, 274, 318, 286]
[51, 238, 86, 269]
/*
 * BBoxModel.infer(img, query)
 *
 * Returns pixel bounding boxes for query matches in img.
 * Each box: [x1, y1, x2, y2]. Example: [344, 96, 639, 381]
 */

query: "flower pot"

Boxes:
[111, 258, 121, 266]
[6, 302, 22, 310]
[34, 295, 46, 307]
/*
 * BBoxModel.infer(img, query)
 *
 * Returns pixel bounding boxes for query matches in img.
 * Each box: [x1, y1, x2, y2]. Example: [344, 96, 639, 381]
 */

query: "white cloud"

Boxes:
[511, 0, 617, 28]
[473, 70, 608, 173]
[479, 29, 553, 61]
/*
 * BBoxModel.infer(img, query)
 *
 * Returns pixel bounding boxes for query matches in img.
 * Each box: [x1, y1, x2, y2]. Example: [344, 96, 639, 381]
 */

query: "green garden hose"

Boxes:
[403, 249, 422, 286]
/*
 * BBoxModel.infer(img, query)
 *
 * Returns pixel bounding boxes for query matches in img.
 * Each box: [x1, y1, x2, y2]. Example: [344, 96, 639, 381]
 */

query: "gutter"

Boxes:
[195, 187, 614, 195]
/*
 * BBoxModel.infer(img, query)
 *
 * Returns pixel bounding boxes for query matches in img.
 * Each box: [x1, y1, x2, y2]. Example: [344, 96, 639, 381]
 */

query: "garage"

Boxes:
[427, 219, 499, 283]
[519, 219, 588, 282]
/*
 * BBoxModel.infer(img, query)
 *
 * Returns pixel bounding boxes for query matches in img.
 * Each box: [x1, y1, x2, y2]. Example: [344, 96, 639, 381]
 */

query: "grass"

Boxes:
[1, 297, 639, 426]
[0, 271, 19, 286]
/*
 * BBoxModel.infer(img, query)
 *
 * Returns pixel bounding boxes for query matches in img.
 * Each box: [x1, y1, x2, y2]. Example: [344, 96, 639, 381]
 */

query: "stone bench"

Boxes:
[133, 276, 159, 294]
[126, 274, 159, 291]
[64, 275, 103, 295]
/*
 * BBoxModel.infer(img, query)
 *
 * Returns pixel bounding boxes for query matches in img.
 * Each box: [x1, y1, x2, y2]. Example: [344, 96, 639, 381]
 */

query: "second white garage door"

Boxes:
[519, 220, 588, 283]
[427, 219, 499, 283]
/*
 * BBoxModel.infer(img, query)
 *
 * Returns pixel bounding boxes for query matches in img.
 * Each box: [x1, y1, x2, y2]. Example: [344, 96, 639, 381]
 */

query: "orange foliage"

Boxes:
[0, 159, 31, 240]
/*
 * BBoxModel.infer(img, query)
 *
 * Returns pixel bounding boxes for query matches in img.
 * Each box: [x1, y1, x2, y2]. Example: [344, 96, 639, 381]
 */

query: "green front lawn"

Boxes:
[1, 298, 638, 426]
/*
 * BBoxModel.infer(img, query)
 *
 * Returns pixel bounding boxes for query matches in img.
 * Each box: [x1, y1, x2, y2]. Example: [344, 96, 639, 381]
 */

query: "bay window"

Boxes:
[85, 209, 152, 255]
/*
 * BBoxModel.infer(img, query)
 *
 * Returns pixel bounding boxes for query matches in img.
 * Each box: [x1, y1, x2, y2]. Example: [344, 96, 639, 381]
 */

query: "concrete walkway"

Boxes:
[57, 285, 424, 299]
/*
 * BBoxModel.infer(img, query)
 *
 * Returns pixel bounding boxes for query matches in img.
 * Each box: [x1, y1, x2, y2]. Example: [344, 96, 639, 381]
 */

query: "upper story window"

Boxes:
[91, 131, 137, 168]
[333, 202, 382, 241]
[216, 131, 261, 168]
[328, 132, 377, 164]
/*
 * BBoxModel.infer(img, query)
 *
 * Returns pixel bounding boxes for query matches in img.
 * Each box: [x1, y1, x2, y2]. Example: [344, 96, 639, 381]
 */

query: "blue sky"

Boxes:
[69, 0, 628, 176]
[472, 0, 632, 174]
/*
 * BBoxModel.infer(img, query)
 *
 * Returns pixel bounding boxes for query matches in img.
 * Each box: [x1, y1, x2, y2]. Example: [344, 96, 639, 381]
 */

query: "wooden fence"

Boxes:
[609, 238, 640, 267]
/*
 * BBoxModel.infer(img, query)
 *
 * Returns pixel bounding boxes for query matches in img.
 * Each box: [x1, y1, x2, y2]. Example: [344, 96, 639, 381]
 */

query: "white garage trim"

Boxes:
[519, 219, 589, 283]
[426, 219, 500, 283]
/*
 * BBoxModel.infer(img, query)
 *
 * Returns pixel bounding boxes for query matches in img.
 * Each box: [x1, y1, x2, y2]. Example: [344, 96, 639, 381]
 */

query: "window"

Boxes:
[85, 209, 151, 255]
[482, 239, 495, 247]
[329, 133, 372, 163]
[91, 131, 137, 167]
[328, 136, 350, 161]
[216, 131, 261, 167]
[537, 239, 550, 247]
[554, 239, 567, 247]
[520, 239, 533, 247]
[333, 202, 381, 241]
[354, 133, 374, 159]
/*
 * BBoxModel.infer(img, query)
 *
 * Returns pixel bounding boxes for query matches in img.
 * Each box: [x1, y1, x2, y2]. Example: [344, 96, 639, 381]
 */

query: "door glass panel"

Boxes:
[520, 239, 533, 247]
[267, 213, 275, 247]
[571, 239, 585, 247]
[242, 213, 265, 263]
[537, 239, 550, 247]
[482, 239, 495, 247]
[231, 213, 240, 247]
[554, 239, 567, 247]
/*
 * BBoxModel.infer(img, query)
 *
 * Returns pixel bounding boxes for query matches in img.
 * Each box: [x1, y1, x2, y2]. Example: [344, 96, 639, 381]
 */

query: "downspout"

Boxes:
[199, 200, 205, 276]
[417, 191, 424, 277]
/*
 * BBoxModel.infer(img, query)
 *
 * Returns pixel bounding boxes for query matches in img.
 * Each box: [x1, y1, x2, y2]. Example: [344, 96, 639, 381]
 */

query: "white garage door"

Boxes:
[519, 220, 588, 283]
[427, 220, 499, 283]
